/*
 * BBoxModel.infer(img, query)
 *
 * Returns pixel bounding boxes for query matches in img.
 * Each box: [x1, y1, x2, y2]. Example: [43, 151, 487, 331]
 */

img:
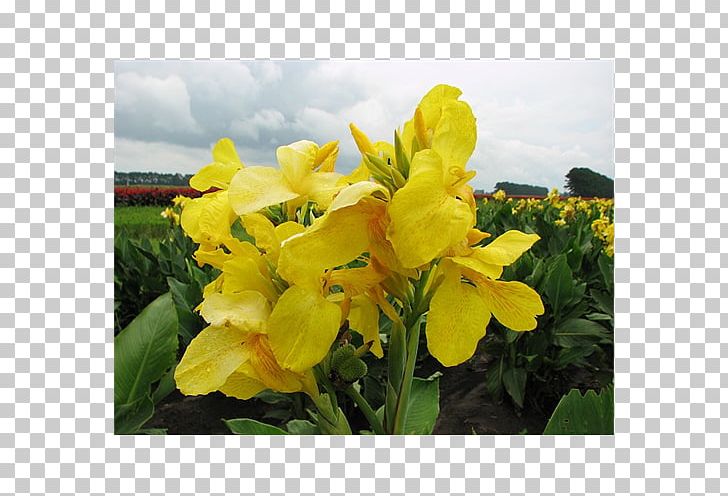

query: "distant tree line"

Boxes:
[115, 171, 193, 186]
[491, 167, 614, 198]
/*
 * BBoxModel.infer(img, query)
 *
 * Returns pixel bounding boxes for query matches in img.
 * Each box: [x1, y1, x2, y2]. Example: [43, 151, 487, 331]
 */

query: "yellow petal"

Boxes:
[218, 363, 268, 400]
[314, 140, 339, 172]
[475, 230, 540, 266]
[431, 100, 476, 170]
[174, 325, 250, 395]
[212, 137, 242, 165]
[194, 246, 232, 270]
[274, 221, 306, 243]
[189, 138, 243, 191]
[450, 256, 503, 280]
[346, 160, 371, 183]
[276, 140, 318, 187]
[198, 291, 270, 330]
[330, 181, 389, 211]
[267, 286, 341, 373]
[277, 205, 372, 289]
[387, 150, 473, 268]
[228, 166, 299, 215]
[327, 264, 386, 297]
[417, 84, 464, 130]
[349, 123, 377, 156]
[349, 295, 383, 358]
[246, 334, 307, 392]
[242, 213, 277, 255]
[222, 256, 278, 302]
[425, 264, 490, 367]
[477, 278, 544, 331]
[180, 191, 237, 246]
[301, 171, 346, 211]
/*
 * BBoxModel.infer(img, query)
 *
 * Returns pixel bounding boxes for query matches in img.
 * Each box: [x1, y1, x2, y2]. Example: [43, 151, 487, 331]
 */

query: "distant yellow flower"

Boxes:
[492, 189, 506, 201]
[554, 218, 566, 227]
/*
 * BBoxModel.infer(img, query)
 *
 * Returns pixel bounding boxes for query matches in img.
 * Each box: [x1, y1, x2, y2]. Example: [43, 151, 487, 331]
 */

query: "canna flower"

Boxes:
[425, 230, 545, 366]
[228, 140, 344, 217]
[492, 189, 506, 201]
[160, 207, 180, 225]
[554, 218, 566, 227]
[174, 291, 320, 399]
[179, 138, 244, 249]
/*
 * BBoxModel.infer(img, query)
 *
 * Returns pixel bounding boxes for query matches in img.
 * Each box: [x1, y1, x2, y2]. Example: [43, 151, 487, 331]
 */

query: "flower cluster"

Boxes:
[173, 84, 545, 402]
[114, 186, 201, 206]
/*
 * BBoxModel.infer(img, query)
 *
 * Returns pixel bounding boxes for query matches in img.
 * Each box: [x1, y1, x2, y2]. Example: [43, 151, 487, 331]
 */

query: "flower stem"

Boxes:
[344, 386, 385, 435]
[391, 315, 423, 434]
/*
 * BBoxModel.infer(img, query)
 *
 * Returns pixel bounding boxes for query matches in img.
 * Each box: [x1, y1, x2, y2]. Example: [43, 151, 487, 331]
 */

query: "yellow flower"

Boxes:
[426, 230, 544, 367]
[189, 138, 244, 192]
[554, 218, 566, 227]
[591, 217, 614, 257]
[492, 189, 506, 201]
[160, 207, 180, 225]
[174, 291, 319, 399]
[387, 150, 475, 268]
[228, 140, 344, 216]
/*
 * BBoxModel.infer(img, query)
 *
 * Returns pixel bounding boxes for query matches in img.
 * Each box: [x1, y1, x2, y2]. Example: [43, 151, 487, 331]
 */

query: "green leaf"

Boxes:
[555, 345, 598, 368]
[167, 276, 203, 344]
[502, 367, 527, 408]
[115, 293, 179, 412]
[285, 419, 320, 435]
[224, 418, 288, 435]
[543, 255, 574, 314]
[114, 394, 154, 434]
[402, 376, 440, 435]
[484, 356, 504, 398]
[151, 364, 177, 405]
[553, 318, 609, 347]
[543, 387, 614, 435]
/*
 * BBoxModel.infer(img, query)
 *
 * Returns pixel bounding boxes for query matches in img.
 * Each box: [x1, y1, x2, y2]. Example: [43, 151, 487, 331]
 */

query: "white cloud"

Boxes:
[115, 72, 201, 135]
[231, 109, 286, 141]
[114, 138, 211, 174]
[114, 60, 614, 189]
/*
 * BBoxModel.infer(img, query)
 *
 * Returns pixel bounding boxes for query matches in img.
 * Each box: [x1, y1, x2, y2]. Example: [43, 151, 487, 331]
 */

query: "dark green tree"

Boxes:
[564, 167, 614, 198]
[492, 181, 548, 196]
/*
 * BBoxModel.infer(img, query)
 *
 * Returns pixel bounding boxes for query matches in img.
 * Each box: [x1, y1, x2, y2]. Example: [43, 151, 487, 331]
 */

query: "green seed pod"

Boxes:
[330, 344, 355, 370]
[335, 356, 368, 383]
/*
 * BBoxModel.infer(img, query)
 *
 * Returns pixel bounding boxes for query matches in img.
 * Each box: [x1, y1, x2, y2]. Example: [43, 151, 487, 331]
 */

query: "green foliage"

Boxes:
[115, 206, 171, 240]
[543, 386, 614, 435]
[493, 181, 548, 196]
[224, 418, 288, 435]
[564, 167, 614, 198]
[114, 224, 215, 336]
[402, 375, 440, 435]
[478, 196, 614, 411]
[114, 293, 179, 434]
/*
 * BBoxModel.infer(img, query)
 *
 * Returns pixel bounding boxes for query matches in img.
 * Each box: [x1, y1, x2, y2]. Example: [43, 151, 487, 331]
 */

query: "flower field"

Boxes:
[114, 84, 613, 435]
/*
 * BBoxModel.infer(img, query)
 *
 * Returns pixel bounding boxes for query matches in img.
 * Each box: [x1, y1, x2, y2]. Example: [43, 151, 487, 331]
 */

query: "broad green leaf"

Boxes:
[555, 345, 598, 369]
[151, 364, 177, 405]
[114, 394, 154, 434]
[543, 255, 574, 314]
[224, 418, 288, 435]
[589, 288, 614, 316]
[402, 376, 440, 435]
[553, 318, 609, 347]
[115, 293, 179, 409]
[167, 276, 203, 344]
[502, 367, 527, 408]
[285, 419, 320, 435]
[543, 387, 614, 435]
[484, 356, 505, 398]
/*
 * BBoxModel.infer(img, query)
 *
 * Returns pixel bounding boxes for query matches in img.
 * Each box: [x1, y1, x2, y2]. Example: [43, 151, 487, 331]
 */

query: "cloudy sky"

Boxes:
[114, 60, 613, 191]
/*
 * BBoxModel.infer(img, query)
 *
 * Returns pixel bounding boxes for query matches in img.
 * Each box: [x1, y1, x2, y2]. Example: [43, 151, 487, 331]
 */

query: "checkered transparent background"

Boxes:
[2, 0, 726, 494]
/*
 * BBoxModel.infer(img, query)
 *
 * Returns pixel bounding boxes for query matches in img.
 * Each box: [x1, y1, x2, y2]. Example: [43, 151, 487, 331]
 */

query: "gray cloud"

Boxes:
[114, 60, 614, 190]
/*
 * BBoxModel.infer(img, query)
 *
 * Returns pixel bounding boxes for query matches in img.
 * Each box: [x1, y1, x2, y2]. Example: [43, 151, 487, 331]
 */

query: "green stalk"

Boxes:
[391, 315, 423, 434]
[344, 386, 385, 435]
